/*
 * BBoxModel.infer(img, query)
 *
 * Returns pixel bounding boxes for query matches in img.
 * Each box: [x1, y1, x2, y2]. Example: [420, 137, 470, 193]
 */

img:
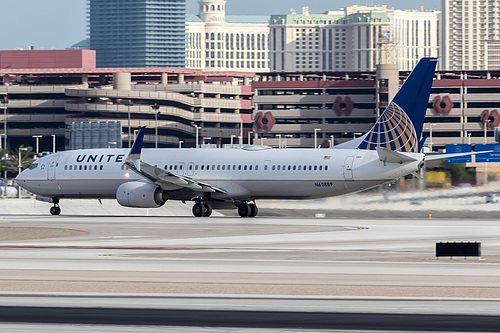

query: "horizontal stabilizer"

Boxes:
[376, 146, 419, 164]
[426, 150, 493, 161]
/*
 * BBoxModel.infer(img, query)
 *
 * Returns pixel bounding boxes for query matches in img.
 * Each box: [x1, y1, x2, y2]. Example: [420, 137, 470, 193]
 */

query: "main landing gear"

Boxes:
[238, 202, 258, 218]
[192, 200, 213, 217]
[50, 197, 61, 216]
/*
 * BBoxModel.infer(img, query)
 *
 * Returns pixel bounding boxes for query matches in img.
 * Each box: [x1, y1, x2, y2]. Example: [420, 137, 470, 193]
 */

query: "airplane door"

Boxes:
[47, 155, 60, 180]
[343, 156, 354, 180]
[177, 162, 185, 176]
[187, 162, 195, 177]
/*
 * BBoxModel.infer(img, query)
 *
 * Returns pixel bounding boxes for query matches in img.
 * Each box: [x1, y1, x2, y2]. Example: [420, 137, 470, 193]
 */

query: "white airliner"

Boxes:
[17, 58, 439, 218]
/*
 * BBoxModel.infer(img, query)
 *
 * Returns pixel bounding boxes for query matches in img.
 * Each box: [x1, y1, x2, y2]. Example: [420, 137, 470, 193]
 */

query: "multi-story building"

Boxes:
[88, 0, 186, 68]
[186, 0, 270, 72]
[269, 5, 440, 72]
[442, 0, 500, 70]
[253, 66, 500, 152]
[0, 50, 253, 153]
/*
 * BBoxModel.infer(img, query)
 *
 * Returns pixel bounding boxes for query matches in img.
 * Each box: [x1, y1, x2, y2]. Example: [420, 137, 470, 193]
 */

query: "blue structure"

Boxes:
[89, 0, 186, 68]
[445, 144, 472, 163]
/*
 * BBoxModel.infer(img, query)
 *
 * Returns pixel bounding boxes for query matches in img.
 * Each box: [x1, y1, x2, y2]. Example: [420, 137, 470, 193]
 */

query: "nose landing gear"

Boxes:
[50, 197, 61, 216]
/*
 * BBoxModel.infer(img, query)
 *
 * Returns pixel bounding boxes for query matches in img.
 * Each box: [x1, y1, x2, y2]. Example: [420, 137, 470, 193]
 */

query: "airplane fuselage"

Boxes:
[16, 146, 423, 202]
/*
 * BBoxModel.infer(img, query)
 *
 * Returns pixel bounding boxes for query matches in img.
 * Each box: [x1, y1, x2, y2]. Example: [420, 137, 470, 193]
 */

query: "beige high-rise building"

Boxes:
[442, 0, 500, 70]
[186, 0, 270, 72]
[269, 5, 440, 72]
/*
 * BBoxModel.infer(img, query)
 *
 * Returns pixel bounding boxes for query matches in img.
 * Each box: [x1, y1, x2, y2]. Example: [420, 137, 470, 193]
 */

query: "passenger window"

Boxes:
[212, 165, 215, 170]
[233, 165, 236, 170]
[319, 166, 322, 171]
[189, 165, 193, 170]
[179, 165, 183, 170]
[325, 166, 329, 171]
[195, 165, 198, 170]
[79, 165, 83, 170]
[314, 166, 317, 171]
[277, 165, 281, 171]
[298, 165, 301, 171]
[222, 165, 225, 170]
[95, 165, 98, 170]
[244, 165, 247, 170]
[64, 165, 68, 170]
[288, 166, 291, 171]
[227, 165, 230, 170]
[309, 166, 312, 170]
[238, 165, 242, 170]
[100, 165, 103, 170]
[84, 165, 87, 170]
[264, 165, 268, 171]
[256, 165, 259, 171]
[249, 165, 252, 171]
[272, 165, 275, 170]
[69, 165, 72, 170]
[164, 165, 167, 170]
[293, 166, 296, 171]
[174, 165, 177, 170]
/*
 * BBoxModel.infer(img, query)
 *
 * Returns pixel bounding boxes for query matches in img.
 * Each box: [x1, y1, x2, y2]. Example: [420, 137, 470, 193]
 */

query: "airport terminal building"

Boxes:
[2, 50, 500, 154]
[0, 50, 253, 152]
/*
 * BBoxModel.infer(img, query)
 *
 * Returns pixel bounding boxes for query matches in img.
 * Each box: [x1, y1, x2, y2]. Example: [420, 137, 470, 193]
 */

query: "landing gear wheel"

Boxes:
[248, 203, 258, 218]
[238, 203, 251, 217]
[192, 202, 206, 217]
[203, 202, 213, 217]
[50, 206, 61, 216]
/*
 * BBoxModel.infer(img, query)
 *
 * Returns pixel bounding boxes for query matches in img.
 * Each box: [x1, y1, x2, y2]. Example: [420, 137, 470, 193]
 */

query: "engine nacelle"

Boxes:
[116, 182, 167, 208]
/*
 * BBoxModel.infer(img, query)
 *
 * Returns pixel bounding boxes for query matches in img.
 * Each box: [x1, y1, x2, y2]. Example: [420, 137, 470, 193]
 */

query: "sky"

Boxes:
[1, 0, 441, 51]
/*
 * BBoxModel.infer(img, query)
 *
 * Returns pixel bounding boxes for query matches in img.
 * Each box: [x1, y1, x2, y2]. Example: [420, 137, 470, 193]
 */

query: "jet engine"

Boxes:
[116, 182, 168, 208]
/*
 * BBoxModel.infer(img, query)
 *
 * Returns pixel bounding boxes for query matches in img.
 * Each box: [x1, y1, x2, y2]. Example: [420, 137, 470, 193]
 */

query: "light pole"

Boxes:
[17, 147, 28, 198]
[51, 134, 56, 153]
[152, 103, 160, 148]
[107, 141, 117, 148]
[248, 131, 254, 145]
[194, 124, 199, 148]
[3, 153, 7, 199]
[125, 99, 133, 148]
[330, 135, 335, 147]
[314, 128, 321, 149]
[467, 132, 472, 145]
[484, 119, 491, 144]
[230, 135, 236, 145]
[32, 135, 42, 155]
[425, 123, 436, 151]
[1, 96, 8, 153]
[178, 140, 184, 148]
[276, 134, 282, 148]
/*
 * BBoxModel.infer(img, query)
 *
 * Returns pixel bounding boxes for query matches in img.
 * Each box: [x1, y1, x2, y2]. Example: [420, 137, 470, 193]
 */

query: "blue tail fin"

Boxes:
[357, 57, 437, 153]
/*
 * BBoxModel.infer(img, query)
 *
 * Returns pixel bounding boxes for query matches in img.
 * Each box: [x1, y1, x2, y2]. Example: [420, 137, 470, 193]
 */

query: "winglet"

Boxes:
[125, 126, 146, 172]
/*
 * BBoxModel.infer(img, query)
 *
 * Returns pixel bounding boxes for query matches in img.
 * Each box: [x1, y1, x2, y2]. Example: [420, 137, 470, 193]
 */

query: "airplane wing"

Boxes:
[123, 127, 227, 194]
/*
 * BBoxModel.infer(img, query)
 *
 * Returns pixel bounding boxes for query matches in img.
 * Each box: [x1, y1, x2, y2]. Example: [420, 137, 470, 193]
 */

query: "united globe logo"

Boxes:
[358, 102, 418, 153]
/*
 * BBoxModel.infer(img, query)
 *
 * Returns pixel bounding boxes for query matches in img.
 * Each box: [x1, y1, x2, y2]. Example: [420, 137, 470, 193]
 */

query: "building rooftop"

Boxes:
[187, 14, 269, 24]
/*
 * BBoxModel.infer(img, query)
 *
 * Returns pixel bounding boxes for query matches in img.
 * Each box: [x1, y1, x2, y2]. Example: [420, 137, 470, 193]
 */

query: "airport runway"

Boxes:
[1, 214, 500, 331]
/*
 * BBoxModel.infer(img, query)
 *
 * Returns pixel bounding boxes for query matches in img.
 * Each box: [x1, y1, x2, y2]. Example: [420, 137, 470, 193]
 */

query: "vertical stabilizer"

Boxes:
[357, 57, 437, 152]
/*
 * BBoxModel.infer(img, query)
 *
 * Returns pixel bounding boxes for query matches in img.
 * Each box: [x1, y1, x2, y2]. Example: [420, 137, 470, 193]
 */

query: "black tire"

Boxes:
[248, 203, 258, 218]
[50, 206, 61, 216]
[192, 202, 206, 217]
[203, 202, 213, 217]
[238, 203, 250, 217]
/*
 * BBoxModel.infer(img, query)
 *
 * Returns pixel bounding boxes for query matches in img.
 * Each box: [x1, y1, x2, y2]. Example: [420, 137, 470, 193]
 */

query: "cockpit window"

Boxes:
[28, 163, 39, 170]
